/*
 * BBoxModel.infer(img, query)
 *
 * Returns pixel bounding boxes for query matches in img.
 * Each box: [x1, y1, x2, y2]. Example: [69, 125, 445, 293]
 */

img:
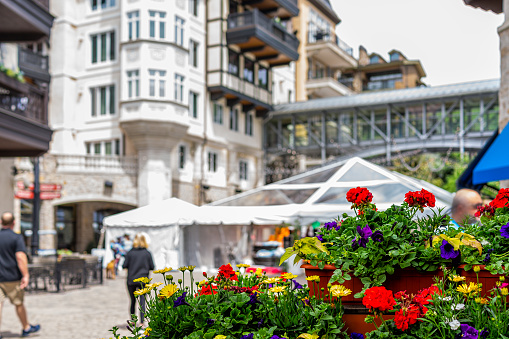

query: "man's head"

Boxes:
[1, 212, 15, 228]
[451, 189, 483, 225]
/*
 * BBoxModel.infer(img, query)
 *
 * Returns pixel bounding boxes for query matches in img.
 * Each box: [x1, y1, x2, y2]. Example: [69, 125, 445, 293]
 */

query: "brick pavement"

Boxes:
[0, 268, 306, 339]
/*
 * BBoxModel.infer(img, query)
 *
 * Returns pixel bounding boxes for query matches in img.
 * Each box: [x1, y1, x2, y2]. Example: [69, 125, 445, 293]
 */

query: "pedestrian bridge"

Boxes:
[264, 79, 499, 164]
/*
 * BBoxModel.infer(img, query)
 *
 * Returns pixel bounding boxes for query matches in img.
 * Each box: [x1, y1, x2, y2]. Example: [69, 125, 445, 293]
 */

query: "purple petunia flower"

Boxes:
[350, 333, 364, 339]
[371, 230, 384, 242]
[293, 280, 303, 290]
[270, 336, 286, 339]
[324, 221, 337, 230]
[459, 324, 478, 339]
[351, 238, 359, 250]
[356, 225, 372, 248]
[479, 328, 489, 339]
[440, 240, 460, 260]
[257, 318, 264, 328]
[240, 334, 254, 339]
[247, 293, 260, 305]
[500, 222, 509, 239]
[206, 318, 215, 325]
[173, 292, 190, 307]
[316, 234, 325, 242]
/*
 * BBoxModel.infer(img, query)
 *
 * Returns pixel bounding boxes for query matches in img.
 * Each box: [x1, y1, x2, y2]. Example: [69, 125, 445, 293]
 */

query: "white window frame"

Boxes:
[213, 103, 223, 125]
[91, 31, 116, 64]
[189, 39, 198, 67]
[189, 91, 198, 118]
[127, 70, 140, 98]
[149, 69, 166, 97]
[245, 112, 253, 136]
[91, 0, 116, 11]
[229, 107, 238, 131]
[207, 151, 217, 173]
[149, 11, 166, 39]
[239, 160, 248, 180]
[86, 138, 121, 156]
[127, 11, 140, 40]
[175, 16, 185, 46]
[90, 85, 115, 117]
[189, 0, 198, 16]
[174, 73, 184, 102]
[178, 145, 186, 169]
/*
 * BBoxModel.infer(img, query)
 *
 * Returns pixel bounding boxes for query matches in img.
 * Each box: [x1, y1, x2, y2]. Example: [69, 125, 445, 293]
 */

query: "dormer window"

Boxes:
[370, 55, 379, 64]
[390, 53, 400, 62]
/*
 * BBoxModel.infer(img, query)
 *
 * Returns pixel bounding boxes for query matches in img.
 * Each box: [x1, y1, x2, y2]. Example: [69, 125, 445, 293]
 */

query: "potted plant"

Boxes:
[280, 187, 509, 303]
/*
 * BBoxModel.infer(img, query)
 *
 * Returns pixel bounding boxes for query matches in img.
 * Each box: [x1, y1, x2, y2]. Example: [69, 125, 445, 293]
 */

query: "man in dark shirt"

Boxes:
[0, 212, 40, 338]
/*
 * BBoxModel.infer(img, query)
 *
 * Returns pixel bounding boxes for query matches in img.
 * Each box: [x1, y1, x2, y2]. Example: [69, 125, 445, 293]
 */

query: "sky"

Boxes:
[330, 0, 504, 86]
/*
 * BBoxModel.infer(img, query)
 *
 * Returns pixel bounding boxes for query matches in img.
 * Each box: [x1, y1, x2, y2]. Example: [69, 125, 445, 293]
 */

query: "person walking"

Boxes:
[122, 233, 154, 324]
[0, 212, 40, 338]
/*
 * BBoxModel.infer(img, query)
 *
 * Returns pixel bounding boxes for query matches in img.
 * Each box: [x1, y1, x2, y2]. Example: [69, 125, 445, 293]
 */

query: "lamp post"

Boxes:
[31, 157, 40, 256]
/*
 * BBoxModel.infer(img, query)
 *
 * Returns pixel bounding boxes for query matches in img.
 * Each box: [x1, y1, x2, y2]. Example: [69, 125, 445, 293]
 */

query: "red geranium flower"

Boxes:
[362, 286, 396, 312]
[346, 187, 373, 205]
[199, 284, 218, 295]
[216, 264, 238, 281]
[394, 304, 420, 331]
[404, 189, 436, 211]
[475, 204, 496, 218]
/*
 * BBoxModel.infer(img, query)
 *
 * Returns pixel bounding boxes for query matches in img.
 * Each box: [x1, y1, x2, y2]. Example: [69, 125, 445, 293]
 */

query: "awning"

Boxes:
[473, 124, 509, 184]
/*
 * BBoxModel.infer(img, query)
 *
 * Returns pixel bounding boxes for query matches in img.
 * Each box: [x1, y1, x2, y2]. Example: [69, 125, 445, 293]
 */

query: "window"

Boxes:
[178, 145, 186, 169]
[86, 139, 121, 156]
[190, 0, 198, 16]
[208, 152, 217, 172]
[243, 58, 254, 83]
[127, 70, 139, 98]
[149, 69, 166, 97]
[228, 49, 239, 76]
[91, 31, 115, 64]
[258, 66, 268, 89]
[239, 160, 248, 180]
[149, 11, 166, 39]
[189, 40, 198, 67]
[370, 55, 380, 64]
[91, 0, 115, 11]
[174, 74, 184, 102]
[127, 11, 139, 40]
[90, 85, 115, 116]
[213, 103, 223, 124]
[175, 16, 185, 46]
[390, 53, 400, 62]
[189, 91, 198, 118]
[245, 112, 253, 136]
[288, 90, 292, 103]
[229, 108, 238, 131]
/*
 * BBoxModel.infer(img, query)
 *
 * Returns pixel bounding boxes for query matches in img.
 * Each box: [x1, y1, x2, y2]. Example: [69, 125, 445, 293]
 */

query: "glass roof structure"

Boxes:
[211, 157, 453, 210]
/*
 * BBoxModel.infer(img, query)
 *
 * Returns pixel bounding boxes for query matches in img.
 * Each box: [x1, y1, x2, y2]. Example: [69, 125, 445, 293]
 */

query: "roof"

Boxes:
[272, 78, 500, 115]
[309, 0, 341, 24]
[463, 0, 503, 13]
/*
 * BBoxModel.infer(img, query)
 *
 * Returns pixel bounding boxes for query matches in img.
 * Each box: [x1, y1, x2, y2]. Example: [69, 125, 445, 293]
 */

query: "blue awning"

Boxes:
[473, 124, 509, 184]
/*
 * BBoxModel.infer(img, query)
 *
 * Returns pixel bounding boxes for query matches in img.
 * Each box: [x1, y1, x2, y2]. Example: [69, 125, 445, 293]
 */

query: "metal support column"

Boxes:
[459, 99, 465, 159]
[31, 157, 40, 257]
[321, 112, 326, 163]
[386, 106, 392, 164]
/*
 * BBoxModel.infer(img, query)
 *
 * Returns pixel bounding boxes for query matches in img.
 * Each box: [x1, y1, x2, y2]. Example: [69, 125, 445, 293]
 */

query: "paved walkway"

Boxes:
[0, 268, 306, 339]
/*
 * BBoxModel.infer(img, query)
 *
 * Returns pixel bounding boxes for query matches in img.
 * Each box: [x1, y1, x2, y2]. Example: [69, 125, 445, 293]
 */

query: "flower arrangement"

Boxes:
[362, 268, 508, 338]
[109, 264, 351, 339]
[281, 187, 509, 294]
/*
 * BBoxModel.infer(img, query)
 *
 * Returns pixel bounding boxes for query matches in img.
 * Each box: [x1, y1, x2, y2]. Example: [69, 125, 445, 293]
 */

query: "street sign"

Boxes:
[15, 190, 61, 200]
[16, 181, 62, 191]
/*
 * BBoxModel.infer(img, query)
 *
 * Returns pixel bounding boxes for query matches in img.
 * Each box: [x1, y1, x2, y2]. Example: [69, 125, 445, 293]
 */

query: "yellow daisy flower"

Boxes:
[154, 267, 172, 274]
[187, 265, 196, 272]
[457, 282, 481, 296]
[262, 277, 281, 284]
[269, 286, 287, 293]
[255, 268, 263, 277]
[330, 284, 352, 297]
[158, 284, 179, 299]
[501, 288, 509, 296]
[133, 277, 152, 284]
[146, 282, 163, 290]
[214, 336, 227, 339]
[500, 276, 506, 282]
[306, 275, 320, 282]
[143, 328, 152, 336]
[282, 273, 298, 280]
[178, 266, 187, 272]
[448, 275, 466, 282]
[133, 287, 150, 296]
[236, 264, 250, 268]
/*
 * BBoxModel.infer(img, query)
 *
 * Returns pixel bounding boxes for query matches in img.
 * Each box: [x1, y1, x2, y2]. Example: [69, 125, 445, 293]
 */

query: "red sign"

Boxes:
[15, 190, 61, 200]
[16, 181, 62, 192]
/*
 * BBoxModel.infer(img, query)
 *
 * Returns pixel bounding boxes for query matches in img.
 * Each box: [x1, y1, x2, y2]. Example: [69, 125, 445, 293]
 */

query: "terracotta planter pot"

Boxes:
[458, 265, 505, 296]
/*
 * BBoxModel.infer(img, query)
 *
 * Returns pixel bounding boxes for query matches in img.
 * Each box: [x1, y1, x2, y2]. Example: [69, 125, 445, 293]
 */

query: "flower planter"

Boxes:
[459, 265, 505, 295]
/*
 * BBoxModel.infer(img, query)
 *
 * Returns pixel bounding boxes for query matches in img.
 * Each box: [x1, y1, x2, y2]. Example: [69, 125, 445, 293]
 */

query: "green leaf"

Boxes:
[318, 261, 325, 269]
[279, 247, 298, 265]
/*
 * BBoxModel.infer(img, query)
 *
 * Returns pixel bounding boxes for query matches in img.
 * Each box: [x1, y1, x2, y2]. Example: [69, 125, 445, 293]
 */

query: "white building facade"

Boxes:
[14, 0, 299, 253]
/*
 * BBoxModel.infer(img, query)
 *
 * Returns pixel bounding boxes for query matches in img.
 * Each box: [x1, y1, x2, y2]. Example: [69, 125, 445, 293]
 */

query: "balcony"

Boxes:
[226, 9, 299, 66]
[54, 154, 138, 175]
[306, 76, 354, 98]
[0, 71, 52, 156]
[306, 32, 357, 69]
[0, 0, 54, 42]
[18, 47, 50, 83]
[240, 0, 299, 18]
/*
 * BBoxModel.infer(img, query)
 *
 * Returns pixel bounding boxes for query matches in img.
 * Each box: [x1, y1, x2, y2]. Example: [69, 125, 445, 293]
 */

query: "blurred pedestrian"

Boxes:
[122, 233, 154, 324]
[450, 189, 483, 228]
[0, 212, 40, 338]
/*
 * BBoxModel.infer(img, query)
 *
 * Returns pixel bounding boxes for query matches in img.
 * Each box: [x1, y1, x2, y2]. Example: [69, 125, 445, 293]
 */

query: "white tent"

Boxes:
[104, 157, 454, 269]
[103, 198, 198, 269]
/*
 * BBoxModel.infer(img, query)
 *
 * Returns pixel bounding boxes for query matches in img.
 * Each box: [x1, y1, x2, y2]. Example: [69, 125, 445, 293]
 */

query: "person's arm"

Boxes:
[16, 251, 29, 289]
[148, 251, 155, 271]
[122, 252, 130, 269]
